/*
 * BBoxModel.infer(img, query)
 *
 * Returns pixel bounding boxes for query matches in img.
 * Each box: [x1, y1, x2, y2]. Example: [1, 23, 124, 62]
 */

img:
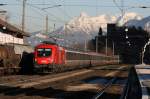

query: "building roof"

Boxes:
[0, 18, 30, 37]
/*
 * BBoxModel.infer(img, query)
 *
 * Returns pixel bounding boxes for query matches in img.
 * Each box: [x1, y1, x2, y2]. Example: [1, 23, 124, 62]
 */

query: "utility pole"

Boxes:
[45, 15, 48, 33]
[106, 36, 108, 56]
[53, 24, 55, 31]
[112, 41, 115, 56]
[96, 36, 98, 53]
[22, 0, 26, 32]
[121, 0, 124, 18]
[42, 5, 62, 34]
[85, 39, 87, 52]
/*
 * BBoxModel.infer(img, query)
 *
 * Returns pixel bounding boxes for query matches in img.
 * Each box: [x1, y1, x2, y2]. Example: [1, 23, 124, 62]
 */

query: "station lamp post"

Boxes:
[125, 28, 132, 47]
[125, 28, 128, 39]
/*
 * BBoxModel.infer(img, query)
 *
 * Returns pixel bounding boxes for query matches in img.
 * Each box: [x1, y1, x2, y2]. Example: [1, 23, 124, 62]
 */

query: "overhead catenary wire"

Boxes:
[61, 0, 73, 19]
[41, 0, 73, 19]
[10, 15, 43, 31]
[11, 14, 64, 24]
[26, 3, 66, 22]
[113, 0, 123, 13]
[14, 0, 66, 33]
[9, 1, 72, 28]
[96, 0, 98, 16]
[8, 1, 66, 33]
[4, 0, 149, 32]
[5, 3, 135, 8]
[112, 0, 126, 25]
[15, 0, 67, 23]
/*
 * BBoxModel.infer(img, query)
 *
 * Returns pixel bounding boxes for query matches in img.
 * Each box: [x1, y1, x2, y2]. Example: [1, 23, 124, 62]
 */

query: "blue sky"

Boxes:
[0, 0, 150, 32]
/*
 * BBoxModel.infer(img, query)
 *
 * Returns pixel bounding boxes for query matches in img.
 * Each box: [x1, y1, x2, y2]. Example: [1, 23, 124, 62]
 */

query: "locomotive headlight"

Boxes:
[48, 58, 52, 62]
[48, 58, 53, 63]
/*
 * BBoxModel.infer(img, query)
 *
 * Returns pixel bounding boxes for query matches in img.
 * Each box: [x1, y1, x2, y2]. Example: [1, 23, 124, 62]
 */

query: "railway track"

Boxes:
[93, 77, 117, 99]
[0, 65, 124, 86]
[0, 64, 130, 99]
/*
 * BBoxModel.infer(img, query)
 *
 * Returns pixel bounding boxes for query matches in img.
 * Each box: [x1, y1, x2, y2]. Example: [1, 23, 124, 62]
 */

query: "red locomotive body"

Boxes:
[34, 43, 65, 70]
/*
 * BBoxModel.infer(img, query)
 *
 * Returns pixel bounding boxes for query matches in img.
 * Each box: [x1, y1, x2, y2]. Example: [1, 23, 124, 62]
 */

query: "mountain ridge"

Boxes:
[26, 12, 148, 46]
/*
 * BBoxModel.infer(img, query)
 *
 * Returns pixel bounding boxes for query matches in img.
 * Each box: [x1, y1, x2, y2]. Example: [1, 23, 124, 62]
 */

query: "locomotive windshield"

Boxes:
[37, 48, 52, 57]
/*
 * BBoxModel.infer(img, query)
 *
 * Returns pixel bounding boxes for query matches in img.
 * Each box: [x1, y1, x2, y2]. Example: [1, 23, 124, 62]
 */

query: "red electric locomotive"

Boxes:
[34, 42, 119, 72]
[34, 42, 65, 72]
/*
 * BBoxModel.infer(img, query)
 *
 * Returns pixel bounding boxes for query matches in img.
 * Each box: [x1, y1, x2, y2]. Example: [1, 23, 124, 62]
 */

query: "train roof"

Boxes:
[35, 42, 117, 58]
[42, 41, 57, 45]
[66, 50, 116, 57]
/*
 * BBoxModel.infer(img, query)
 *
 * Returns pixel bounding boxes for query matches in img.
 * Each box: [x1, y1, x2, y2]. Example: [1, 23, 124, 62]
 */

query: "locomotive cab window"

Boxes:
[37, 48, 52, 57]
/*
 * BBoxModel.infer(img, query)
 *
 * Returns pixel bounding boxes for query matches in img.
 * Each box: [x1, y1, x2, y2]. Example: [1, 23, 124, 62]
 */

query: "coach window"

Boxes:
[82, 54, 84, 60]
[71, 52, 75, 60]
[70, 52, 72, 59]
[75, 53, 78, 60]
[81, 54, 83, 60]
[86, 54, 89, 60]
[68, 52, 72, 60]
[71, 52, 74, 60]
[78, 53, 80, 60]
[72, 53, 74, 60]
[84, 54, 86, 60]
[85, 54, 87, 60]
[99, 56, 101, 60]
[71, 53, 73, 60]
[66, 52, 70, 60]
[83, 54, 86, 60]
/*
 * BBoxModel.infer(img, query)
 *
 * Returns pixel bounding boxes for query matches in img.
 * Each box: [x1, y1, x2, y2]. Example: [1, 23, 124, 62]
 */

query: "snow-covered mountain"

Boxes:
[26, 12, 143, 47]
[117, 12, 142, 26]
[126, 16, 150, 33]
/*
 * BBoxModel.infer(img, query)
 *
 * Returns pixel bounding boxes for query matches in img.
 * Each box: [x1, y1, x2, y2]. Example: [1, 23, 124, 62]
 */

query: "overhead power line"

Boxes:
[26, 3, 67, 23]
[15, 0, 67, 23]
[0, 4, 7, 6]
[5, 3, 134, 8]
[42, 5, 62, 10]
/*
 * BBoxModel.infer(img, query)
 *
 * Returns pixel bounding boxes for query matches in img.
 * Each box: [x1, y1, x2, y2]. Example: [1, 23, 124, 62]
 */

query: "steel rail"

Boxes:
[93, 77, 117, 99]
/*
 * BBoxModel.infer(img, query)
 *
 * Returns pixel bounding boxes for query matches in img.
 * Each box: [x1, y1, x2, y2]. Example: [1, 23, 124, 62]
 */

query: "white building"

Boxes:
[0, 18, 29, 44]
